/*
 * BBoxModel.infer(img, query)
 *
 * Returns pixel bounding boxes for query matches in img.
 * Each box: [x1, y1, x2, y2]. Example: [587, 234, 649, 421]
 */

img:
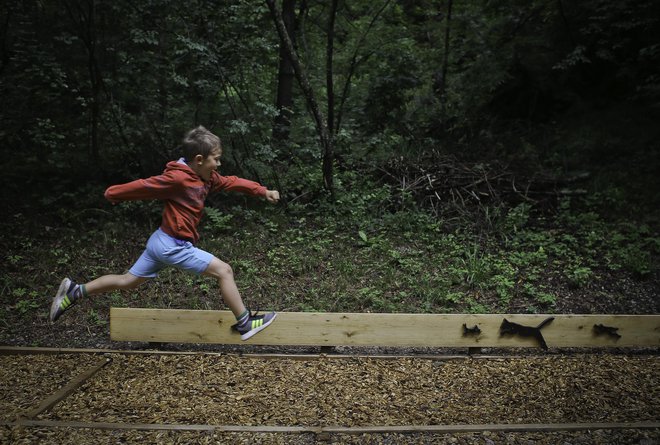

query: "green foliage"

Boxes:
[566, 265, 593, 289]
[618, 246, 653, 278]
[553, 0, 660, 106]
[204, 207, 234, 232]
[87, 309, 107, 327]
[357, 230, 370, 246]
[6, 255, 23, 266]
[503, 203, 532, 234]
[456, 244, 491, 289]
[12, 288, 40, 315]
[3, 0, 658, 196]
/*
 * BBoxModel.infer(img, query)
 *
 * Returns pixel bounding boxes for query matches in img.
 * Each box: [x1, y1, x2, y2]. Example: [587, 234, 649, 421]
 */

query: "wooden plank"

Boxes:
[110, 309, 660, 348]
[322, 422, 660, 434]
[0, 346, 475, 361]
[12, 419, 314, 433]
[8, 419, 659, 434]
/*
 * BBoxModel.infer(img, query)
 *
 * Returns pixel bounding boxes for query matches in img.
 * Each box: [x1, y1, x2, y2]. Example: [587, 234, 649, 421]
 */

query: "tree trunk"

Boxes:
[557, 0, 575, 46]
[65, 0, 101, 170]
[326, 0, 338, 136]
[266, 0, 334, 196]
[335, 0, 391, 134]
[272, 0, 296, 142]
[434, 0, 452, 114]
[85, 0, 100, 168]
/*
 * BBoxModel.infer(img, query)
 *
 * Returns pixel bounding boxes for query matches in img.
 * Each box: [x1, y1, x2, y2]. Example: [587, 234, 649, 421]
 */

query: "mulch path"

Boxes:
[3, 428, 659, 445]
[0, 354, 101, 420]
[1, 351, 658, 444]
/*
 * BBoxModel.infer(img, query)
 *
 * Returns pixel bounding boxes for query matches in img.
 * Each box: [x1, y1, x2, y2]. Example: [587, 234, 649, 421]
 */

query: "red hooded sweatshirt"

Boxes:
[104, 159, 267, 243]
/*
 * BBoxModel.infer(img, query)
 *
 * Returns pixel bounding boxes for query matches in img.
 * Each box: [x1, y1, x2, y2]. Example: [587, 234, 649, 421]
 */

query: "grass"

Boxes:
[193, 187, 658, 315]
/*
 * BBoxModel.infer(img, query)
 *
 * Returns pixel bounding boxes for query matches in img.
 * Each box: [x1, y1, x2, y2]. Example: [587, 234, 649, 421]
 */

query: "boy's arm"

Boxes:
[105, 171, 183, 203]
[211, 173, 269, 198]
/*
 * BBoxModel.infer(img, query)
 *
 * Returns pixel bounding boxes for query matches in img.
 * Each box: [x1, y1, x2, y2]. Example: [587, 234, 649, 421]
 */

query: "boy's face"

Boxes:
[195, 147, 222, 181]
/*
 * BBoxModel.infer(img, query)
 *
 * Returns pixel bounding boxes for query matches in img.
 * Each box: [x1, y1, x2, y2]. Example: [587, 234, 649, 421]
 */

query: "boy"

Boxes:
[50, 126, 279, 341]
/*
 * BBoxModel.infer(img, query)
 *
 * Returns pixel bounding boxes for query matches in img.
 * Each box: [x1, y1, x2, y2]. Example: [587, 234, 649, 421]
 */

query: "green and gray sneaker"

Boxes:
[50, 278, 82, 322]
[232, 310, 277, 340]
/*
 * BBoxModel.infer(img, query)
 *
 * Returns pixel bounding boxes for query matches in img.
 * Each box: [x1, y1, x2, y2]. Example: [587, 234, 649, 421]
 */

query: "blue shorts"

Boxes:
[129, 229, 214, 278]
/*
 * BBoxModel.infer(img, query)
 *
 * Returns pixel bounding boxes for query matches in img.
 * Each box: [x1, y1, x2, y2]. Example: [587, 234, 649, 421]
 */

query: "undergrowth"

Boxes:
[1, 168, 658, 337]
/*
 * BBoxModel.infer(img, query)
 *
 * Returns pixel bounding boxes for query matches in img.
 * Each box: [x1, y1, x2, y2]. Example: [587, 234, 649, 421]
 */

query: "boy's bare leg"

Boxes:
[84, 273, 149, 295]
[203, 257, 246, 317]
[203, 257, 276, 340]
[50, 273, 148, 322]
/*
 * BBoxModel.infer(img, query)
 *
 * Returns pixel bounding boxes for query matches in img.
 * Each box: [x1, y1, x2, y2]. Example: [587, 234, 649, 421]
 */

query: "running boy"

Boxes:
[50, 126, 279, 340]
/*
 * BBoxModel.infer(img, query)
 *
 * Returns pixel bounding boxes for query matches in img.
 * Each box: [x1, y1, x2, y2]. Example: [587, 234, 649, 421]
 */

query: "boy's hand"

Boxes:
[265, 190, 280, 204]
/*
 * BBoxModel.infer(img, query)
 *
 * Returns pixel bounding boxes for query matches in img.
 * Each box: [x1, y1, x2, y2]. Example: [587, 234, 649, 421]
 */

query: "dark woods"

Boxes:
[1, 0, 658, 217]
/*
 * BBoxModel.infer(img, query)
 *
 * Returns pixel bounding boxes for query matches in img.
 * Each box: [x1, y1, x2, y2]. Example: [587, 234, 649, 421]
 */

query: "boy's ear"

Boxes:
[193, 154, 204, 165]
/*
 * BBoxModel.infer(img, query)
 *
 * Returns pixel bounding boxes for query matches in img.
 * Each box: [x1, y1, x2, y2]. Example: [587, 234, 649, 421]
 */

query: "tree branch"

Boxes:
[265, 0, 334, 195]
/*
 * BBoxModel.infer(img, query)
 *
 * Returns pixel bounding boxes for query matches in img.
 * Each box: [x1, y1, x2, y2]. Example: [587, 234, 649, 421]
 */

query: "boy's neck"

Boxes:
[182, 157, 205, 180]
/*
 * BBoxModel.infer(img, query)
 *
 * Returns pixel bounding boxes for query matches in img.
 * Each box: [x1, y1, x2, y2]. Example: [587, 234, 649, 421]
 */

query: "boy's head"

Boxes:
[182, 126, 223, 181]
[182, 126, 221, 161]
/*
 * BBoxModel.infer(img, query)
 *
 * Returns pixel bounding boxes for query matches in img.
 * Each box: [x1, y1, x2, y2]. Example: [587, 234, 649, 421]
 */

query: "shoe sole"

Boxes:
[50, 278, 71, 322]
[241, 313, 277, 341]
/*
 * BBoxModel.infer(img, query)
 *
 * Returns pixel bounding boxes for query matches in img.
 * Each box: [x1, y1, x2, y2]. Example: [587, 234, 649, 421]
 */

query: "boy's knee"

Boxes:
[207, 260, 233, 280]
[121, 274, 146, 290]
[218, 262, 234, 279]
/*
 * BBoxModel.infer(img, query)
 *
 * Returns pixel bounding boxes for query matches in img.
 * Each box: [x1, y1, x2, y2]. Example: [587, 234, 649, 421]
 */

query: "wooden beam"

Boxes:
[0, 346, 476, 361]
[110, 309, 660, 348]
[8, 419, 660, 434]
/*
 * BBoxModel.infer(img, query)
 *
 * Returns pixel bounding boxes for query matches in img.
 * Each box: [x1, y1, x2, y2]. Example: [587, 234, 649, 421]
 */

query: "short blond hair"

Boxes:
[182, 126, 221, 161]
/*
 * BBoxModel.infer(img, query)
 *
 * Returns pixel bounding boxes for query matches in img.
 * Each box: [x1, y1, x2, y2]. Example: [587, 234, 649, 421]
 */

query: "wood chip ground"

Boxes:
[1, 352, 658, 444]
[0, 354, 101, 419]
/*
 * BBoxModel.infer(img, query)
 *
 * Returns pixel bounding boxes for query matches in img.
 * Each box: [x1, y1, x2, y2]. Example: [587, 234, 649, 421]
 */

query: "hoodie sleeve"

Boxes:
[210, 173, 267, 197]
[104, 170, 184, 203]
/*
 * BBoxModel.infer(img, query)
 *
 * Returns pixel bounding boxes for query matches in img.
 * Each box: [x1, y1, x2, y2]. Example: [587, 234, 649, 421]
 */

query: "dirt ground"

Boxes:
[1, 351, 658, 444]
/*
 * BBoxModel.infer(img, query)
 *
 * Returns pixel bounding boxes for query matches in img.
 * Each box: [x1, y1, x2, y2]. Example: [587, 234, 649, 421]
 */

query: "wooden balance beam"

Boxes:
[110, 308, 660, 348]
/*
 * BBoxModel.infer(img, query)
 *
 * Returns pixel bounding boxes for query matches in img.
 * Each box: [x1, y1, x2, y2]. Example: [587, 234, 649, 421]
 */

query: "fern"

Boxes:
[204, 207, 234, 232]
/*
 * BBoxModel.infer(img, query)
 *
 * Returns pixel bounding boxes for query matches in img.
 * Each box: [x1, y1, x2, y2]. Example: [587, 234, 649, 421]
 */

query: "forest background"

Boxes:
[0, 0, 658, 348]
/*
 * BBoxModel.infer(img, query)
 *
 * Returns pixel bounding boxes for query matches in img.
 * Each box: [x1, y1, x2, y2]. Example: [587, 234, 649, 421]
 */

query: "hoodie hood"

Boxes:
[164, 158, 202, 180]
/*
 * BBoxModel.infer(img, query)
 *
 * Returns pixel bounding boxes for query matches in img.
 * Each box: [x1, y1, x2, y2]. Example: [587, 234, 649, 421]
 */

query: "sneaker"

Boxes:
[232, 310, 277, 341]
[50, 278, 77, 322]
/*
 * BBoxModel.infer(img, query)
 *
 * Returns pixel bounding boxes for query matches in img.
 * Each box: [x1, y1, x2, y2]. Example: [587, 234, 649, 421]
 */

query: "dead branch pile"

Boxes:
[379, 154, 590, 217]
